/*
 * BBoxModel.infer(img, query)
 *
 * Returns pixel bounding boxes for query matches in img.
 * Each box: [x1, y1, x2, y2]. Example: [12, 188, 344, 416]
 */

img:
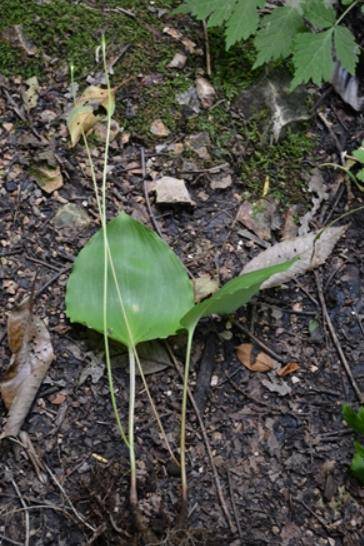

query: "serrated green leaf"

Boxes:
[225, 0, 265, 49]
[351, 442, 364, 484]
[253, 6, 304, 68]
[303, 0, 336, 29]
[181, 260, 295, 332]
[334, 25, 360, 75]
[207, 1, 236, 27]
[343, 404, 364, 434]
[352, 142, 364, 164]
[66, 213, 194, 348]
[178, 0, 231, 20]
[291, 29, 334, 88]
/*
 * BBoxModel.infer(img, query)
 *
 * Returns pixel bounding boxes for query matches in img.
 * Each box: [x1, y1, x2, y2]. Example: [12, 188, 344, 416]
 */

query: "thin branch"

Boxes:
[166, 343, 235, 533]
[315, 271, 364, 403]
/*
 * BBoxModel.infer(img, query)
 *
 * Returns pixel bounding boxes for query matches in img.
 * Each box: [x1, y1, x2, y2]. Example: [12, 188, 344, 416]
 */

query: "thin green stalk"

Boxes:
[134, 349, 179, 467]
[180, 328, 195, 508]
[129, 346, 138, 507]
[335, 0, 360, 26]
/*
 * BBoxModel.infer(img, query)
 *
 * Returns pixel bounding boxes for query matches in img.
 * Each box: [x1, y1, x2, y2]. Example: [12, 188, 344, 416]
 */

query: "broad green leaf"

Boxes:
[343, 404, 364, 434]
[225, 0, 265, 49]
[181, 260, 295, 331]
[253, 6, 304, 67]
[334, 26, 360, 75]
[303, 0, 336, 29]
[341, 0, 354, 5]
[352, 142, 364, 164]
[66, 213, 194, 347]
[351, 442, 364, 484]
[291, 29, 334, 88]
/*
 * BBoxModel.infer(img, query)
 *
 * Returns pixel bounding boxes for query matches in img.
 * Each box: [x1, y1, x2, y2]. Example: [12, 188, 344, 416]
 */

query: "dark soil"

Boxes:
[1, 2, 364, 546]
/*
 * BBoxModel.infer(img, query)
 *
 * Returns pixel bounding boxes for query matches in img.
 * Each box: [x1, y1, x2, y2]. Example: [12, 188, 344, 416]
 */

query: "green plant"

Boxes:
[175, 0, 362, 88]
[65, 39, 295, 524]
[342, 404, 364, 484]
[320, 140, 364, 192]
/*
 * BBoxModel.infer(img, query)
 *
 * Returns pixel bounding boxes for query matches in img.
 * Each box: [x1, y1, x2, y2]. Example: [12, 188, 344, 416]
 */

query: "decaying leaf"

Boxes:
[276, 362, 300, 377]
[196, 77, 216, 108]
[29, 150, 63, 193]
[241, 225, 347, 289]
[67, 85, 116, 147]
[193, 274, 219, 302]
[22, 76, 40, 111]
[236, 343, 276, 372]
[237, 199, 281, 240]
[67, 105, 98, 147]
[150, 119, 170, 137]
[76, 85, 116, 116]
[30, 165, 63, 193]
[299, 169, 329, 236]
[112, 340, 171, 376]
[0, 299, 54, 439]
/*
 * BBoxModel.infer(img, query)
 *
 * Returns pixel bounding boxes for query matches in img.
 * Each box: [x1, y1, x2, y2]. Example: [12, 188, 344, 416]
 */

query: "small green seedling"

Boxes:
[342, 404, 364, 484]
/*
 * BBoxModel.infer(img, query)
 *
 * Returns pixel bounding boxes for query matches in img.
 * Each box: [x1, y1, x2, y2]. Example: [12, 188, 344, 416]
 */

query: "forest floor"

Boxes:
[0, 1, 364, 545]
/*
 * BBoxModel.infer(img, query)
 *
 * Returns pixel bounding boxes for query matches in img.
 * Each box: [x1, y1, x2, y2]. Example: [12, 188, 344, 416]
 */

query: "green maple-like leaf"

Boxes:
[334, 25, 360, 75]
[291, 29, 334, 88]
[253, 5, 304, 67]
[225, 0, 265, 49]
[303, 0, 336, 29]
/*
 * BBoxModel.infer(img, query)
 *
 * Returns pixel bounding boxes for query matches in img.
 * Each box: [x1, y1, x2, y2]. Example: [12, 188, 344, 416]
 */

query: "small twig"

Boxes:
[35, 266, 71, 298]
[10, 477, 30, 546]
[297, 499, 333, 533]
[314, 271, 364, 403]
[203, 21, 212, 76]
[317, 111, 343, 160]
[227, 470, 243, 540]
[166, 343, 235, 533]
[43, 463, 96, 532]
[233, 319, 288, 364]
[0, 534, 23, 546]
[140, 147, 164, 239]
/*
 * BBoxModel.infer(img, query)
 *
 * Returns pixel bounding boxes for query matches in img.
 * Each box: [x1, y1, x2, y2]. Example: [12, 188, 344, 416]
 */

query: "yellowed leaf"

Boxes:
[76, 85, 116, 116]
[67, 104, 98, 147]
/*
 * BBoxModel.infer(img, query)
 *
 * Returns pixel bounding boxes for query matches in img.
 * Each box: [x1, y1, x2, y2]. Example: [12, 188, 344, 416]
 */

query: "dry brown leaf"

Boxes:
[0, 299, 54, 439]
[236, 343, 275, 372]
[241, 225, 347, 289]
[276, 362, 300, 377]
[196, 77, 216, 108]
[76, 85, 116, 115]
[30, 165, 63, 193]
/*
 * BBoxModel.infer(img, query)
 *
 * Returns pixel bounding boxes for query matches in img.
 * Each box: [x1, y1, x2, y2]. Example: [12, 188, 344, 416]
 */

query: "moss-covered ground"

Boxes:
[0, 0, 316, 203]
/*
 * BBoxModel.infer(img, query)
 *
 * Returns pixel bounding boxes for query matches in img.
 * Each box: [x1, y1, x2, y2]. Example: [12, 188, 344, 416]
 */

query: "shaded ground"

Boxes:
[0, 2, 364, 545]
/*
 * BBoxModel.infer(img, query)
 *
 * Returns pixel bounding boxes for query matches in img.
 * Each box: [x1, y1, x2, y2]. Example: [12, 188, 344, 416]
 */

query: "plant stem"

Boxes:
[80, 100, 128, 448]
[180, 328, 195, 517]
[128, 346, 138, 507]
[335, 0, 359, 26]
[134, 350, 179, 466]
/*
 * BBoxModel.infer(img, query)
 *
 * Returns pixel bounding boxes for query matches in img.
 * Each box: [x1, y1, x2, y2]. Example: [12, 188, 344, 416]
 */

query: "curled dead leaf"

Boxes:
[276, 362, 300, 377]
[0, 299, 54, 439]
[67, 104, 98, 147]
[241, 225, 347, 289]
[236, 343, 276, 372]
